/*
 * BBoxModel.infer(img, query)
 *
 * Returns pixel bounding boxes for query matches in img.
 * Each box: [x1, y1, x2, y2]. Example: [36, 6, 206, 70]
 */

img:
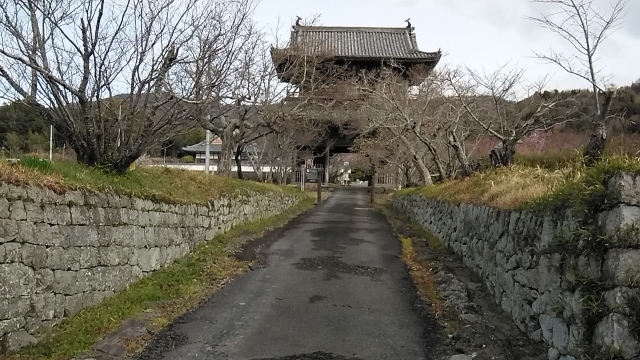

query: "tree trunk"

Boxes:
[399, 135, 433, 186]
[584, 124, 607, 166]
[584, 90, 614, 166]
[424, 141, 446, 183]
[219, 136, 233, 176]
[413, 130, 446, 182]
[275, 163, 282, 184]
[448, 131, 471, 177]
[404, 164, 412, 187]
[111, 153, 141, 174]
[288, 153, 297, 184]
[235, 144, 244, 179]
[413, 155, 433, 186]
[490, 139, 517, 167]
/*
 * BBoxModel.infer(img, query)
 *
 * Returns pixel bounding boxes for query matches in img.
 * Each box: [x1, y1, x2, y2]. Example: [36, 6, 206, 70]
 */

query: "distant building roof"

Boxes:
[279, 25, 441, 62]
[182, 138, 222, 153]
[181, 137, 258, 157]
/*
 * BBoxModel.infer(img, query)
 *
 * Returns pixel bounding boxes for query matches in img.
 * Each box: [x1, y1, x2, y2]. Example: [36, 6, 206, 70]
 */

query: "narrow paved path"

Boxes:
[138, 188, 438, 360]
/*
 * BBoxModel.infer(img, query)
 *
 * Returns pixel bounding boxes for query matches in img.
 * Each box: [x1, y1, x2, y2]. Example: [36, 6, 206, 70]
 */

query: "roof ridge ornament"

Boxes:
[293, 16, 302, 30]
[405, 18, 415, 33]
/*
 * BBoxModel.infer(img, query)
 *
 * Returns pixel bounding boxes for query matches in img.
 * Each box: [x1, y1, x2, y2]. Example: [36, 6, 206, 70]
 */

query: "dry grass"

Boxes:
[400, 236, 445, 318]
[0, 158, 300, 205]
[403, 165, 573, 210]
[399, 155, 640, 211]
[377, 203, 445, 317]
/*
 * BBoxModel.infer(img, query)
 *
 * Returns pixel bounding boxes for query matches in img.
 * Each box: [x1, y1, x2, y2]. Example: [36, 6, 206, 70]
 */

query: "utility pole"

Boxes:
[49, 125, 53, 161]
[204, 115, 212, 174]
[205, 129, 211, 174]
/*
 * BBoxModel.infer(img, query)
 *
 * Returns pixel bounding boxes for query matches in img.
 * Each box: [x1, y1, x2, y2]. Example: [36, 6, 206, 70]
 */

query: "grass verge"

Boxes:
[377, 203, 445, 317]
[399, 236, 445, 318]
[398, 155, 640, 212]
[5, 195, 315, 360]
[0, 157, 300, 205]
[379, 202, 466, 337]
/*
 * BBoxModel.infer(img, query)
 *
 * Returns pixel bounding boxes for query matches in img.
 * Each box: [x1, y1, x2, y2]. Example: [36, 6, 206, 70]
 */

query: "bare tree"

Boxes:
[449, 65, 578, 166]
[442, 104, 476, 177]
[412, 69, 481, 179]
[200, 25, 275, 178]
[245, 132, 274, 181]
[528, 0, 628, 165]
[0, 0, 258, 173]
[355, 67, 483, 182]
[260, 131, 300, 184]
[353, 129, 417, 187]
[355, 67, 438, 186]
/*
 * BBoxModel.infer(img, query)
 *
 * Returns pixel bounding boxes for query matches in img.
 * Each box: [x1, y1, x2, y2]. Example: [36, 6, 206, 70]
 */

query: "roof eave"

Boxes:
[332, 55, 440, 63]
[271, 50, 441, 63]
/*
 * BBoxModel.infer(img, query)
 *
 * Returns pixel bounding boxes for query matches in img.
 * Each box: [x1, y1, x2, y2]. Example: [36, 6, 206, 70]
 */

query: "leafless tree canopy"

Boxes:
[347, 61, 591, 185]
[353, 67, 442, 185]
[0, 0, 258, 172]
[449, 65, 580, 166]
[528, 0, 628, 165]
[199, 16, 359, 179]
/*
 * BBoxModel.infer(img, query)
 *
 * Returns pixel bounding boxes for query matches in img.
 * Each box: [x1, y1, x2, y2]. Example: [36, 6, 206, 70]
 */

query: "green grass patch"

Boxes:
[19, 156, 53, 173]
[524, 156, 640, 214]
[0, 158, 301, 205]
[9, 195, 315, 360]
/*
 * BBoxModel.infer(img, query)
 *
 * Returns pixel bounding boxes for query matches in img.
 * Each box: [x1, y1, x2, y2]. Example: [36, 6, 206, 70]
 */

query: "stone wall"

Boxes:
[393, 172, 640, 360]
[0, 181, 302, 352]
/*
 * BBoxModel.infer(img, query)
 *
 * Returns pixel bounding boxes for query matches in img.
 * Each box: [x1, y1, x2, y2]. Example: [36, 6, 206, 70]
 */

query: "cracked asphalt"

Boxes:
[136, 187, 439, 360]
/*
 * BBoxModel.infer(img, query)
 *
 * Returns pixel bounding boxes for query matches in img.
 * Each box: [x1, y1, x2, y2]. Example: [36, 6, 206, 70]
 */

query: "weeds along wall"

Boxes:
[0, 181, 301, 353]
[393, 172, 640, 360]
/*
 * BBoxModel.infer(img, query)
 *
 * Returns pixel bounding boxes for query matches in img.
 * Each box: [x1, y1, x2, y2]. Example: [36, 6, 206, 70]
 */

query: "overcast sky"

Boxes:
[254, 0, 639, 91]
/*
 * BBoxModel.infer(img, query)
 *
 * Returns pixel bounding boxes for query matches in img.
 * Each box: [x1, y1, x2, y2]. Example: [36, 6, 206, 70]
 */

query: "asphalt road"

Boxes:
[137, 187, 439, 360]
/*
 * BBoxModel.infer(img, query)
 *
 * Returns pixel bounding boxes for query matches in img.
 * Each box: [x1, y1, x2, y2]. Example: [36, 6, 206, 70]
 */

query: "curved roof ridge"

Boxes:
[295, 25, 410, 32]
[276, 23, 441, 62]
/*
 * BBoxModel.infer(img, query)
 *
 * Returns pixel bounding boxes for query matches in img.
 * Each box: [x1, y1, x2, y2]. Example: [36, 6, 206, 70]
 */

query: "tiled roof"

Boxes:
[284, 25, 441, 61]
[182, 138, 222, 153]
[181, 137, 257, 156]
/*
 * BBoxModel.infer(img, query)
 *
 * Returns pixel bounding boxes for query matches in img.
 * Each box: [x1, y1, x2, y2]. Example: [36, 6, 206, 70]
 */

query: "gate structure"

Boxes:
[271, 21, 442, 187]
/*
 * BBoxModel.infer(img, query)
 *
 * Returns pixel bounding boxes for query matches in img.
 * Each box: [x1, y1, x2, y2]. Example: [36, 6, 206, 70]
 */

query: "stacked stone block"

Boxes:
[0, 182, 300, 352]
[393, 172, 640, 360]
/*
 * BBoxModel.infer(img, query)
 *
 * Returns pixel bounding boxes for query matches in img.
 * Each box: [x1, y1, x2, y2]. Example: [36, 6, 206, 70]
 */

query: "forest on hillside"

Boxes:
[0, 101, 206, 160]
[1, 80, 639, 161]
